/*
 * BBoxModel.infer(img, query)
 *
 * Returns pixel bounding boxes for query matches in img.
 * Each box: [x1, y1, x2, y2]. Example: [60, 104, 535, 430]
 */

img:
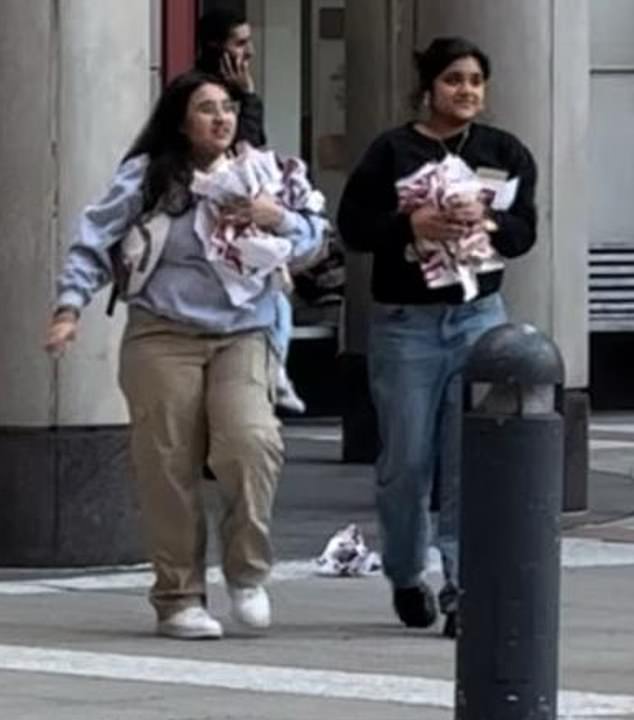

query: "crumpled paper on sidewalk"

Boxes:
[396, 154, 518, 301]
[314, 524, 382, 577]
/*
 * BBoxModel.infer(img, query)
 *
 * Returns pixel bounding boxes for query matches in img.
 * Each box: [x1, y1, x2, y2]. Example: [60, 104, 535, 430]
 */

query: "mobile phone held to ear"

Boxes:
[221, 51, 244, 82]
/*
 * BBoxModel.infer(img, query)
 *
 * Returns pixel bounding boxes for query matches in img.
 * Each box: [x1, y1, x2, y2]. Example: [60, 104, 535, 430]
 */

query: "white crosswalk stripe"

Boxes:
[0, 644, 632, 717]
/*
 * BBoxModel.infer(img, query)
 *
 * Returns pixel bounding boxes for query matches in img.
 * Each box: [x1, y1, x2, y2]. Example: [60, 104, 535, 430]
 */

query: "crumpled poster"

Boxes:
[314, 524, 382, 577]
[396, 154, 518, 301]
[192, 145, 325, 308]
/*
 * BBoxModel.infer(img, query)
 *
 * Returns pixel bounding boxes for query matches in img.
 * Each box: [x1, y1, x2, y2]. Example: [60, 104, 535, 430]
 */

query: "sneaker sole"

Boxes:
[230, 611, 272, 630]
[442, 612, 457, 639]
[157, 625, 223, 640]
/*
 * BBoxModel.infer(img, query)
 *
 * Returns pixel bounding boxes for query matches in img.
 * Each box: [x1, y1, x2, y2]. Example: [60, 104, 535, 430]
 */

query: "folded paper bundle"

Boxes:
[192, 145, 325, 308]
[396, 154, 518, 301]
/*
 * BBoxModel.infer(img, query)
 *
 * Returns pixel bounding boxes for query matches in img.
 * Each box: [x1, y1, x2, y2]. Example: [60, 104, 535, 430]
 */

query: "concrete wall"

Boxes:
[150, 0, 163, 100]
[551, 0, 590, 388]
[0, 0, 152, 427]
[310, 0, 346, 215]
[0, 1, 57, 426]
[55, 0, 151, 425]
[589, 0, 634, 248]
[248, 0, 301, 158]
[344, 0, 416, 353]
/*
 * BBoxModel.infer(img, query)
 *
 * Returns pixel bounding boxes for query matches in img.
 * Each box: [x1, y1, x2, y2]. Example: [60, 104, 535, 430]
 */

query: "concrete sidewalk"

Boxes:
[0, 566, 633, 718]
[0, 421, 633, 719]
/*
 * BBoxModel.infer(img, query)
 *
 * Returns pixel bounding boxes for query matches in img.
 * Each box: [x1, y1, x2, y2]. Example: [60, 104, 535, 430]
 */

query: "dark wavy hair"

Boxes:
[413, 36, 491, 106]
[197, 7, 247, 75]
[123, 70, 231, 216]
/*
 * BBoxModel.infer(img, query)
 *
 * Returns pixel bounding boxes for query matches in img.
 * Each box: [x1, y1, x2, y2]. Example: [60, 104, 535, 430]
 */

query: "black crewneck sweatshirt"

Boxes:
[337, 122, 537, 305]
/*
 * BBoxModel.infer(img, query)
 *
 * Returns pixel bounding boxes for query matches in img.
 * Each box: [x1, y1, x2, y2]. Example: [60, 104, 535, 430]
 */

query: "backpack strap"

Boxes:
[105, 211, 169, 316]
[105, 284, 119, 317]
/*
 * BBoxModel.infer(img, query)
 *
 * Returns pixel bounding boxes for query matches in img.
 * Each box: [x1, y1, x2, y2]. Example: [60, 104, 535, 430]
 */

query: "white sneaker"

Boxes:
[276, 367, 306, 414]
[229, 585, 272, 629]
[157, 606, 223, 640]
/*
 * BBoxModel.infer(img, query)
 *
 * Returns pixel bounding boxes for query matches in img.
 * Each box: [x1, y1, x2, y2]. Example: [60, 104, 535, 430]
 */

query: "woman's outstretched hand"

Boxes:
[45, 310, 79, 357]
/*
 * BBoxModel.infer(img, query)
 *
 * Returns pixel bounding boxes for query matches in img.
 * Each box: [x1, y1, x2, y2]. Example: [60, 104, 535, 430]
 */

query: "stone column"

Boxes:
[0, 0, 152, 565]
[415, 0, 590, 508]
[341, 0, 415, 460]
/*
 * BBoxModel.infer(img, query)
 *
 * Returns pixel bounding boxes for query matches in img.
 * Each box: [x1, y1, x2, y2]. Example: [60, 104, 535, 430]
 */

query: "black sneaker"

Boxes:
[393, 583, 438, 628]
[442, 611, 457, 639]
[438, 582, 458, 639]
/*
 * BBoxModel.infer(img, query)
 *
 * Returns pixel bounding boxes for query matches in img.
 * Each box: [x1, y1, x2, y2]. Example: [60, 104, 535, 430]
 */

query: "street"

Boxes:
[0, 420, 633, 719]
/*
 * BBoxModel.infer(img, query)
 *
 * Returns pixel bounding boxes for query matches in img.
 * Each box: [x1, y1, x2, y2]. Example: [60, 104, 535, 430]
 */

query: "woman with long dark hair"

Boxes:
[46, 71, 326, 639]
[337, 37, 537, 637]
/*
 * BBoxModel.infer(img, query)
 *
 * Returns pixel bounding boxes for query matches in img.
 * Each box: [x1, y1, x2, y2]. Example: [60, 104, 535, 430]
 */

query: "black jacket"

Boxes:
[235, 90, 267, 148]
[337, 122, 537, 305]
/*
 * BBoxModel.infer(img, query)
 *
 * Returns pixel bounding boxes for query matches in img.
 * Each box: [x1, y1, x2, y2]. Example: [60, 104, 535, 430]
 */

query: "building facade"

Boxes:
[1, 0, 630, 562]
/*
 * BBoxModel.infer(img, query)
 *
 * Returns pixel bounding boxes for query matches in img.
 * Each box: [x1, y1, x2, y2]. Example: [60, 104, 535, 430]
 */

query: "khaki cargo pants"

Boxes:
[119, 307, 283, 619]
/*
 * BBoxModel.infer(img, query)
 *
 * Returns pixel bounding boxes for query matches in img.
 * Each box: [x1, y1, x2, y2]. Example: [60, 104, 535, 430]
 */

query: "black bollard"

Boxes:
[455, 323, 565, 720]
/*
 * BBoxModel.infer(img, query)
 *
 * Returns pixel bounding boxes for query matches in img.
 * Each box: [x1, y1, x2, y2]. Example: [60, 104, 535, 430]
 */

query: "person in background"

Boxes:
[197, 6, 265, 148]
[45, 71, 326, 640]
[197, 7, 305, 412]
[337, 37, 537, 637]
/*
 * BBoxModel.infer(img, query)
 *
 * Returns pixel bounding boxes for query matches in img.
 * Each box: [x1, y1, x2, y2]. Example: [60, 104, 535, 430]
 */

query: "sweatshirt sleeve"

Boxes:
[276, 209, 329, 271]
[56, 155, 148, 312]
[489, 139, 537, 259]
[337, 134, 414, 254]
[237, 92, 267, 148]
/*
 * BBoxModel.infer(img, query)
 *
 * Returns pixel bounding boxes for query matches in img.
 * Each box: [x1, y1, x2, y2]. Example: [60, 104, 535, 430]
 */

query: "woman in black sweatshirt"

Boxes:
[337, 37, 537, 637]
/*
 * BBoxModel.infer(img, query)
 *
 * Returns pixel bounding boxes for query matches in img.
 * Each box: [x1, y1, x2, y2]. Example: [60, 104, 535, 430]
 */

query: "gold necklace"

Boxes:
[437, 125, 471, 157]
[416, 122, 471, 157]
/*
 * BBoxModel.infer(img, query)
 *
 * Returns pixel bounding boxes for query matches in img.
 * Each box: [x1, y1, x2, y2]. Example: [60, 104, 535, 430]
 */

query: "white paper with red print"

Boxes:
[396, 154, 518, 301]
[192, 146, 325, 308]
[314, 524, 381, 577]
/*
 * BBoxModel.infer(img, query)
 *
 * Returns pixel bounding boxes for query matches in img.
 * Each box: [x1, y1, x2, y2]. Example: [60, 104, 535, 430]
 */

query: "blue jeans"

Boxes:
[268, 291, 293, 363]
[368, 293, 507, 600]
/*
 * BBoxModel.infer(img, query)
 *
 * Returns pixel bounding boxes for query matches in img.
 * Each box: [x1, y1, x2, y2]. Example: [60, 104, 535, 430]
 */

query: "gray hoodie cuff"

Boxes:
[56, 289, 86, 314]
[275, 209, 301, 236]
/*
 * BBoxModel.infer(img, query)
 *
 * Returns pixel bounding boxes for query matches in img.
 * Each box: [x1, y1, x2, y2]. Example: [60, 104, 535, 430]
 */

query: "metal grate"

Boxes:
[590, 243, 634, 331]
